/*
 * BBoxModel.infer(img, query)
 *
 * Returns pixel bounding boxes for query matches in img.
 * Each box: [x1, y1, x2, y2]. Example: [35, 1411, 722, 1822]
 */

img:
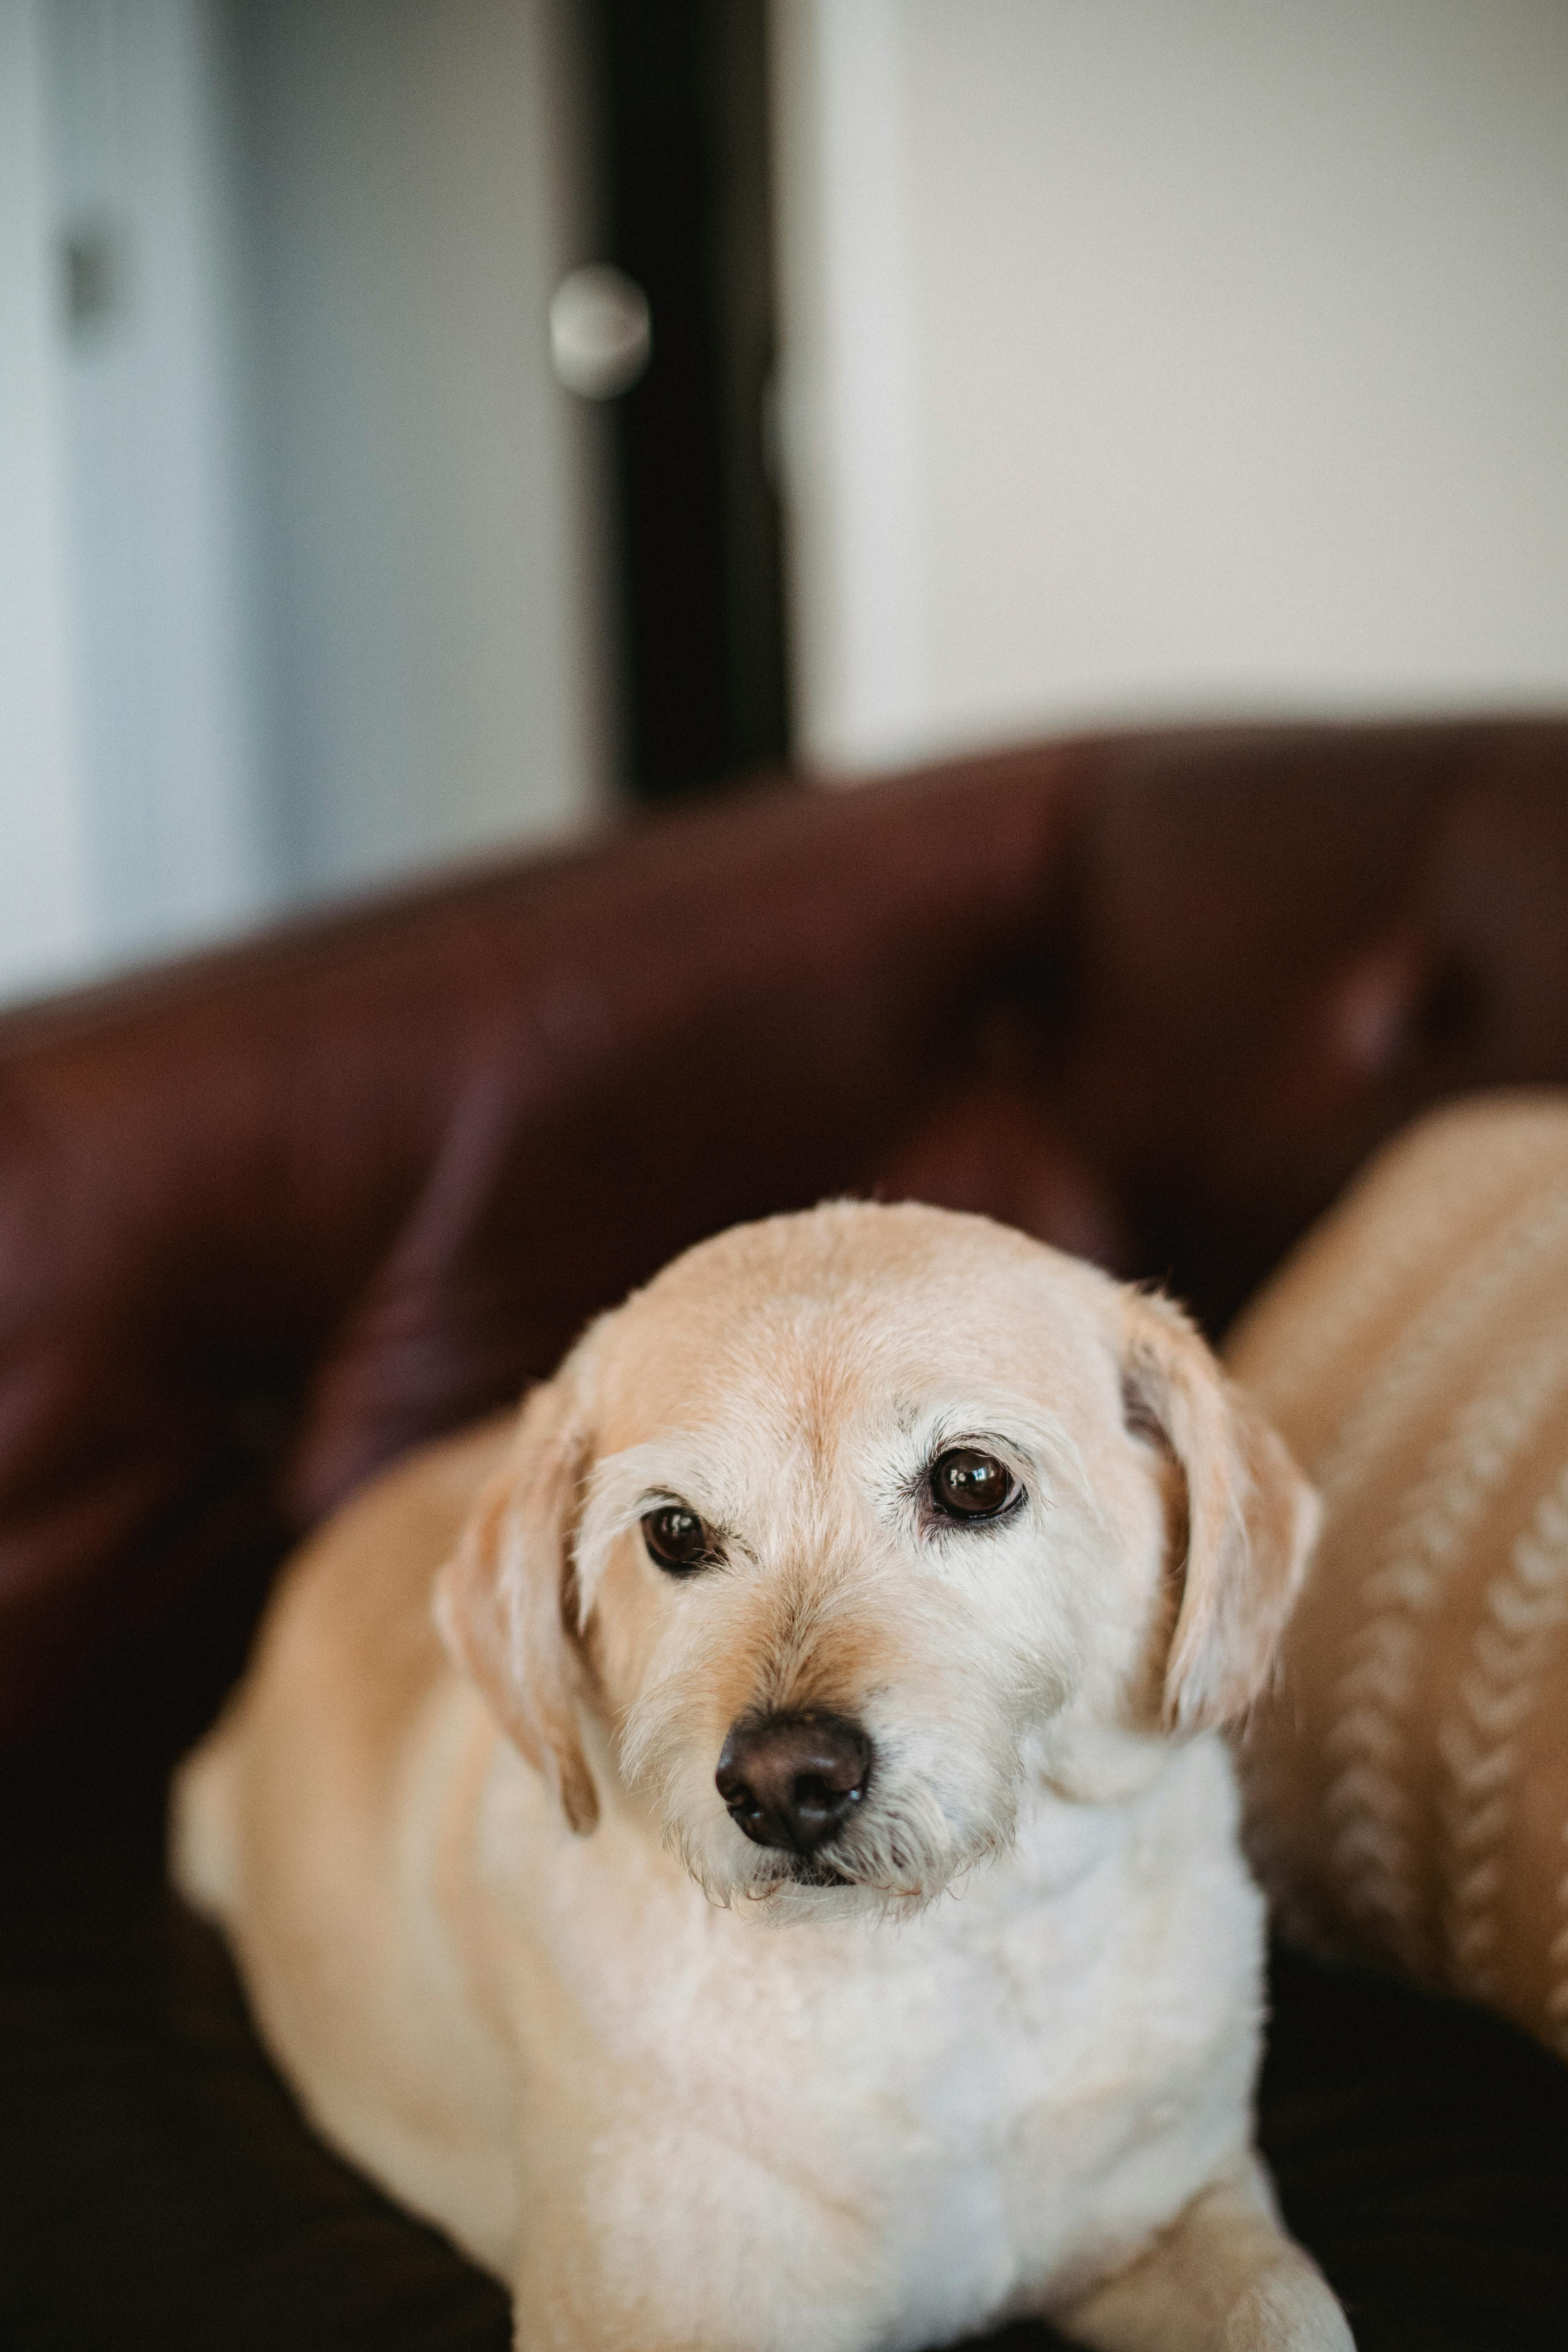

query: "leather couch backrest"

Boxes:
[2, 718, 1565, 1764]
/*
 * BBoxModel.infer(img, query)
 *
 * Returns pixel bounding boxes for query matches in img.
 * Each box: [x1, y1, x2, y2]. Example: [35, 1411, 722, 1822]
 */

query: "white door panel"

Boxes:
[238, 0, 615, 902]
[0, 0, 614, 1005]
[0, 0, 94, 998]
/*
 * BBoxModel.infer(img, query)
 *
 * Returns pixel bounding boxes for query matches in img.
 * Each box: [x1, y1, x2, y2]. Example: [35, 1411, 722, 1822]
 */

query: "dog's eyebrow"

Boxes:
[573, 1435, 755, 1608]
[581, 1437, 741, 1519]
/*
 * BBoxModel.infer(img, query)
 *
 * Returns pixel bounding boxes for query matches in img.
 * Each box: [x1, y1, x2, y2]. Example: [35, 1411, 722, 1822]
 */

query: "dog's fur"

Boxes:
[172, 1202, 1353, 2351]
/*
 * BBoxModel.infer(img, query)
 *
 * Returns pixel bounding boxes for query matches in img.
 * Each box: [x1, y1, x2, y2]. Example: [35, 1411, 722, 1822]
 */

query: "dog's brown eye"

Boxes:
[930, 1448, 1016, 1522]
[641, 1504, 713, 1575]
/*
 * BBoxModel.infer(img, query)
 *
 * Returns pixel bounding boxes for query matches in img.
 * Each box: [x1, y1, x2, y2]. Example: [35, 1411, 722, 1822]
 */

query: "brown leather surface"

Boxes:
[3, 717, 1567, 1762]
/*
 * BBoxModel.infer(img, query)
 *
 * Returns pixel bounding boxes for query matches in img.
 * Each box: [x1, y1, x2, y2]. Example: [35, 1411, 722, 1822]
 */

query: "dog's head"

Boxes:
[436, 1203, 1316, 1912]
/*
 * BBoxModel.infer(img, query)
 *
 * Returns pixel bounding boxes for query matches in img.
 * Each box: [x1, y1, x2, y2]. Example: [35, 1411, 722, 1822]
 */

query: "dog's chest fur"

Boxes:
[481, 1730, 1264, 2352]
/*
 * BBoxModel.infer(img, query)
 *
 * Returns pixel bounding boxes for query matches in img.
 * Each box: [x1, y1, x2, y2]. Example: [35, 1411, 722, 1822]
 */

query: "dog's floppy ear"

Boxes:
[434, 1377, 599, 1832]
[1121, 1290, 1319, 1736]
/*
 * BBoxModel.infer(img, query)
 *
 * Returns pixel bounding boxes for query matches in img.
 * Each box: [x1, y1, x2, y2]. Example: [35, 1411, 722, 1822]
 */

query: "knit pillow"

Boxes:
[1225, 1093, 1568, 2061]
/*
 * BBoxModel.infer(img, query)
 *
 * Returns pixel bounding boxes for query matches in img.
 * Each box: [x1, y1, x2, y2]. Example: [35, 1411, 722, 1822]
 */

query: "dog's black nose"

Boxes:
[715, 1711, 871, 1854]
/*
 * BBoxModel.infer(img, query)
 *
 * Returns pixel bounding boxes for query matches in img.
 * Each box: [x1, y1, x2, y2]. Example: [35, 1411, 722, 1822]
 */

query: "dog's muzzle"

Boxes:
[715, 1711, 871, 1858]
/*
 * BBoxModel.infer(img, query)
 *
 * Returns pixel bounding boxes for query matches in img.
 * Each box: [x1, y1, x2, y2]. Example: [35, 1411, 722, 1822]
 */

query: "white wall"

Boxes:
[771, 0, 1568, 772]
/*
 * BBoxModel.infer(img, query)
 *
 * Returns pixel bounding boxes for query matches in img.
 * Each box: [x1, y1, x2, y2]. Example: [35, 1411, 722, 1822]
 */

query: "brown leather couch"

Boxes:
[3, 719, 1566, 2352]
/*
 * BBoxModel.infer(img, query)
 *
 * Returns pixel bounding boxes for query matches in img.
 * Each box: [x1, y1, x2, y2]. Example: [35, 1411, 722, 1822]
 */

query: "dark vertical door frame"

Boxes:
[593, 0, 788, 803]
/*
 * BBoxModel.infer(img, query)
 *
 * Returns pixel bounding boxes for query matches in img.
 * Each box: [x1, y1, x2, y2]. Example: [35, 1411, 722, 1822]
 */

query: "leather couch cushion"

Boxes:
[4, 1759, 1565, 2352]
[1229, 1093, 1568, 2060]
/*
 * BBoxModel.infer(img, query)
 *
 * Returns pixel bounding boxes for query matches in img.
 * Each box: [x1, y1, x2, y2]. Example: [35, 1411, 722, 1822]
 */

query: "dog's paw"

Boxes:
[1222, 2263, 1355, 2351]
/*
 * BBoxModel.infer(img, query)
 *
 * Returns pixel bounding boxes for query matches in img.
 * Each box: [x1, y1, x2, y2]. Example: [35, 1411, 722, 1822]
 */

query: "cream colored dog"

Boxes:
[172, 1202, 1352, 2352]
